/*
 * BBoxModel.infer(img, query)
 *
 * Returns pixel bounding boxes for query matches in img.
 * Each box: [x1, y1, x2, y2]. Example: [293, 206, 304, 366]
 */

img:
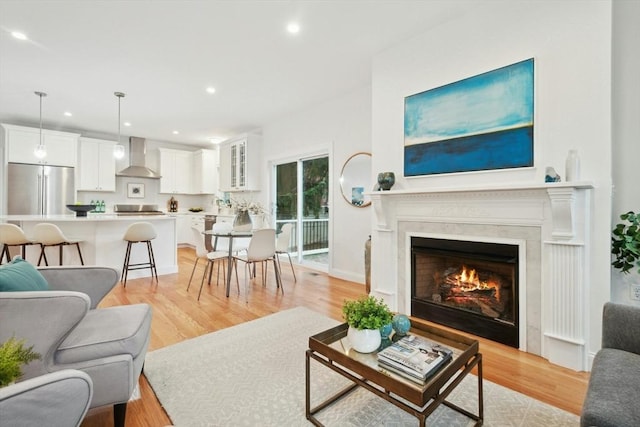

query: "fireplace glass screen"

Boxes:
[411, 237, 519, 347]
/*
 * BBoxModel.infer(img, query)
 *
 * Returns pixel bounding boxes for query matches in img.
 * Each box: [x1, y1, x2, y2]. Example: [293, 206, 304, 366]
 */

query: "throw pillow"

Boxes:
[0, 256, 49, 291]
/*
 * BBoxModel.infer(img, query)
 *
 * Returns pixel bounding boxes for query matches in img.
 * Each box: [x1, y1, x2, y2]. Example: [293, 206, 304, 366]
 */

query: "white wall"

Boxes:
[262, 87, 372, 282]
[611, 0, 640, 303]
[371, 0, 612, 363]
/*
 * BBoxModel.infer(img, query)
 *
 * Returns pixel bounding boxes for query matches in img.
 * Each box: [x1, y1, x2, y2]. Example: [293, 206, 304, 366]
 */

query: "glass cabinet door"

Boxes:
[238, 141, 246, 188]
[230, 143, 238, 188]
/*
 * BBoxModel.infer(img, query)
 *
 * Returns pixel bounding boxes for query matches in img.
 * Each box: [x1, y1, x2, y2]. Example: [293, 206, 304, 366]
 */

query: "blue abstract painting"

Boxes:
[404, 59, 534, 176]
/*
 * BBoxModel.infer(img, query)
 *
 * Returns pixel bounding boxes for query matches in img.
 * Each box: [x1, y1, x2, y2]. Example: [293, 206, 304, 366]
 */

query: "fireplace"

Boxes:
[370, 184, 593, 370]
[411, 237, 519, 348]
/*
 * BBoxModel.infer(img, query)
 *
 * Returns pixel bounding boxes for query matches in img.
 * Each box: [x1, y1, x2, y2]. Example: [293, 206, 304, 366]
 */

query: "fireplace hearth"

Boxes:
[411, 237, 519, 348]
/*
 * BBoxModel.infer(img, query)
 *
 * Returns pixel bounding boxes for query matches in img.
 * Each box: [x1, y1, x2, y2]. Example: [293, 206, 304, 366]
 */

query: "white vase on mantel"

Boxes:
[565, 149, 580, 182]
[347, 326, 381, 353]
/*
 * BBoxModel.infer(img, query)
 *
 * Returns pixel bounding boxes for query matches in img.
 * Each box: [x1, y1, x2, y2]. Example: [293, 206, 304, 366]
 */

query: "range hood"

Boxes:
[116, 137, 161, 179]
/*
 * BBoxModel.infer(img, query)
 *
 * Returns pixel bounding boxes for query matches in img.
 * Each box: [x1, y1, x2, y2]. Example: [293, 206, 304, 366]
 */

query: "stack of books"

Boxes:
[377, 334, 453, 384]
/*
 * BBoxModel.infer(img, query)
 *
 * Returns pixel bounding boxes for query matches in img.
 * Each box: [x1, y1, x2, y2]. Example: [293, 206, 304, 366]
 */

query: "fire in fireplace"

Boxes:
[411, 237, 519, 348]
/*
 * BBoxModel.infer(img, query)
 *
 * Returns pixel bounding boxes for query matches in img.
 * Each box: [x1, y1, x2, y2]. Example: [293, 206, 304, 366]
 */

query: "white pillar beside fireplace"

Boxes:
[369, 182, 593, 371]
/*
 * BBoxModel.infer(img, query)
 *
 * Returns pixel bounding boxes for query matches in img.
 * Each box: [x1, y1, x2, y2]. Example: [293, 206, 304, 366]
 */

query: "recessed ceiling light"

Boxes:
[209, 137, 225, 145]
[11, 31, 27, 40]
[206, 87, 216, 94]
[287, 22, 300, 34]
[63, 111, 72, 117]
[172, 130, 179, 135]
[124, 122, 131, 127]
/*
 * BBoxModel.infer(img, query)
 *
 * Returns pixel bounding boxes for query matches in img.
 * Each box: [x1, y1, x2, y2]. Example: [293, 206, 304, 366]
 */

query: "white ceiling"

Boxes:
[0, 0, 475, 147]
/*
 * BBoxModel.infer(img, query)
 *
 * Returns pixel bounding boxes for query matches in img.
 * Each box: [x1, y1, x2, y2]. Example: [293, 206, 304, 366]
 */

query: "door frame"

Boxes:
[269, 148, 332, 272]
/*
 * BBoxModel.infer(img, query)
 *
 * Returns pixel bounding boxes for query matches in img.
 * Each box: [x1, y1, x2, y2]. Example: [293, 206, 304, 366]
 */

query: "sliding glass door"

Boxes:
[274, 155, 329, 268]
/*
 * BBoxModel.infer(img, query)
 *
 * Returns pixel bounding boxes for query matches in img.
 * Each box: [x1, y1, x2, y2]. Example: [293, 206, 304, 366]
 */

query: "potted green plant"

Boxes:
[612, 211, 640, 274]
[342, 295, 393, 353]
[0, 336, 41, 387]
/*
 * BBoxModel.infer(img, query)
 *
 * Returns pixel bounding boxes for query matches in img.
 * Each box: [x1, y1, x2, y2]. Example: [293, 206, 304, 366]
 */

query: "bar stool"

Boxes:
[122, 222, 158, 287]
[32, 223, 85, 266]
[0, 224, 39, 264]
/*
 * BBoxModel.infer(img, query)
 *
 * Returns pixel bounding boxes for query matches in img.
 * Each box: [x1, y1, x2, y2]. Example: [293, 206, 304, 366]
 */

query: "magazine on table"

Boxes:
[377, 334, 453, 381]
[378, 359, 435, 385]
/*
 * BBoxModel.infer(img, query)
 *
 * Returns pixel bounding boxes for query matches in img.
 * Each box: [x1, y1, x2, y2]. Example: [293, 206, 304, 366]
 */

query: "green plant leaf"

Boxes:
[342, 296, 392, 330]
[0, 336, 41, 387]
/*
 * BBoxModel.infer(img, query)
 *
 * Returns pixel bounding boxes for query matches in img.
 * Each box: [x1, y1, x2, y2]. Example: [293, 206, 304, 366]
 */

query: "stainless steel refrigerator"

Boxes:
[7, 163, 75, 215]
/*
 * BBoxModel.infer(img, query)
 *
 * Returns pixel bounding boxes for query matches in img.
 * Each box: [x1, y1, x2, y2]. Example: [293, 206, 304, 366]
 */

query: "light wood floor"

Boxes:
[81, 248, 589, 426]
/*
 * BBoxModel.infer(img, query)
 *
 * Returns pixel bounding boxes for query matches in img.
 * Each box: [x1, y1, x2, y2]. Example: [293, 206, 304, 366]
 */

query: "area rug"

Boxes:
[144, 307, 579, 426]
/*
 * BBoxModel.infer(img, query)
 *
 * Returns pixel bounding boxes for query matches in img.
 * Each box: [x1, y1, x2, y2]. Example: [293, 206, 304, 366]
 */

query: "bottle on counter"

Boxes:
[168, 197, 178, 213]
[100, 200, 106, 213]
[90, 200, 96, 213]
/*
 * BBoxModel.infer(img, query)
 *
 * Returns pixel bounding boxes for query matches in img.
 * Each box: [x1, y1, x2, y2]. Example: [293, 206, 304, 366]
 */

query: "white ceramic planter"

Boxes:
[347, 326, 381, 353]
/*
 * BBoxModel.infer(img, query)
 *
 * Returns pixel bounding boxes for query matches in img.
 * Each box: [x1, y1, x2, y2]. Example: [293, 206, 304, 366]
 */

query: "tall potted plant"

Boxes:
[612, 211, 640, 274]
[342, 295, 393, 353]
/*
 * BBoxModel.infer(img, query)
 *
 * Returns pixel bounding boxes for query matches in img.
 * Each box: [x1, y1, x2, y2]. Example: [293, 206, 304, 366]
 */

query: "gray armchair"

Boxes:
[0, 369, 93, 427]
[581, 302, 640, 427]
[0, 266, 152, 427]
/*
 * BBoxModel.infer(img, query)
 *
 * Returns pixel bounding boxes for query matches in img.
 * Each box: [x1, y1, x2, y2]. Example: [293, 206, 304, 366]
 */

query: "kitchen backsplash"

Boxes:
[78, 177, 219, 213]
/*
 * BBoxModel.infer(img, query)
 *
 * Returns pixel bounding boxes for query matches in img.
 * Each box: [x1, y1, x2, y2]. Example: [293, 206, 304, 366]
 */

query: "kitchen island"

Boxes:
[0, 214, 177, 279]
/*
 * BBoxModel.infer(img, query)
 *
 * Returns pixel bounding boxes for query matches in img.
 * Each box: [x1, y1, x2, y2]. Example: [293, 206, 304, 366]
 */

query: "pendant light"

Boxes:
[113, 92, 126, 159]
[33, 91, 47, 159]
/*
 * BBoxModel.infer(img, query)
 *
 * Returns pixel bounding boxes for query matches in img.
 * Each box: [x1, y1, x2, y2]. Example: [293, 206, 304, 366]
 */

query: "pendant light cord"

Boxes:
[39, 93, 42, 143]
[34, 91, 47, 159]
[114, 92, 126, 159]
[35, 91, 47, 144]
[118, 94, 122, 143]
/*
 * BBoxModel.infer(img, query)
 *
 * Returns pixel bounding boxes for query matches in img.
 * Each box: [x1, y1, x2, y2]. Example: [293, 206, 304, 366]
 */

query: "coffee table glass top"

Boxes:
[308, 318, 479, 406]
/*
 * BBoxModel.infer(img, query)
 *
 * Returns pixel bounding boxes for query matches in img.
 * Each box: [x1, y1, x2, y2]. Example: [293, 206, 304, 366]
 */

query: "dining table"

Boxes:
[204, 229, 252, 297]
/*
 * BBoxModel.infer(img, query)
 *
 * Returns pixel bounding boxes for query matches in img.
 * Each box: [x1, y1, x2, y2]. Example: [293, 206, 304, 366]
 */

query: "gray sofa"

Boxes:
[0, 369, 93, 427]
[0, 266, 152, 427]
[581, 302, 640, 427]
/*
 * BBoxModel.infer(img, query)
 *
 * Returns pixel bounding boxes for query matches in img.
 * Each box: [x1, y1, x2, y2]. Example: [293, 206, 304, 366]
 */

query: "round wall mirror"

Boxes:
[340, 152, 372, 208]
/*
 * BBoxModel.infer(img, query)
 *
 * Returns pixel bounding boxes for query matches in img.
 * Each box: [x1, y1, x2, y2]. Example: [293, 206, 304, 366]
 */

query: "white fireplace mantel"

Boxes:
[369, 181, 594, 371]
[369, 181, 593, 233]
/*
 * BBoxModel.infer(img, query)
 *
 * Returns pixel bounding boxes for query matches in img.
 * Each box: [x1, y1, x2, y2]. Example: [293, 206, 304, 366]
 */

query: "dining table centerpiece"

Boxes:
[230, 199, 252, 231]
[248, 202, 267, 229]
[231, 199, 267, 231]
[342, 295, 393, 353]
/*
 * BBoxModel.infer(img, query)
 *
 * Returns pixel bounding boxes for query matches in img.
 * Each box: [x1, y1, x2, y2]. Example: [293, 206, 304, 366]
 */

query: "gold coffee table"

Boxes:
[305, 317, 483, 426]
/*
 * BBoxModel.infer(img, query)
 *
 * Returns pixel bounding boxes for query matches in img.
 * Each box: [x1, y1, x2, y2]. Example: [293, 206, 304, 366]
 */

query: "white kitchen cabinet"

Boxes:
[1, 123, 79, 167]
[218, 134, 261, 192]
[175, 214, 193, 246]
[77, 137, 116, 191]
[218, 143, 232, 192]
[176, 214, 207, 247]
[192, 149, 217, 194]
[159, 148, 192, 194]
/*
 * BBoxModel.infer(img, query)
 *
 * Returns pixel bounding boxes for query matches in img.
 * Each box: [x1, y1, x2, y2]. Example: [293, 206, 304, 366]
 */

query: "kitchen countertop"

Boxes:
[0, 214, 177, 221]
[2, 215, 178, 279]
[166, 211, 219, 216]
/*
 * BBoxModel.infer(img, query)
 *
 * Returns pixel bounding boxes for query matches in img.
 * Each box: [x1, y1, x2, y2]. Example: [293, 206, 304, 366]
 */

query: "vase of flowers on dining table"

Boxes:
[231, 199, 266, 231]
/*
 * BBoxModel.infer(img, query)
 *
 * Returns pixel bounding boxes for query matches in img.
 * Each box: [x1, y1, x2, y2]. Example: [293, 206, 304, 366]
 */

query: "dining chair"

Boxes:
[32, 223, 85, 266]
[0, 223, 38, 264]
[275, 223, 297, 282]
[233, 228, 282, 302]
[186, 225, 229, 300]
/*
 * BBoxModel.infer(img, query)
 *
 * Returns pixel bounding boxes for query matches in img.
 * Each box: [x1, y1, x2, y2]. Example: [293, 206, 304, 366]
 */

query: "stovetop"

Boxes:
[113, 204, 165, 215]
